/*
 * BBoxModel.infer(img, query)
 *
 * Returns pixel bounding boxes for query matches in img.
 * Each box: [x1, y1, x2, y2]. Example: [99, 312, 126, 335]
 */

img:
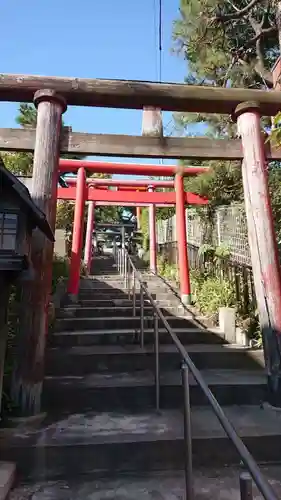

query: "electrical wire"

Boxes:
[152, 0, 164, 165]
[158, 0, 162, 83]
[153, 0, 159, 82]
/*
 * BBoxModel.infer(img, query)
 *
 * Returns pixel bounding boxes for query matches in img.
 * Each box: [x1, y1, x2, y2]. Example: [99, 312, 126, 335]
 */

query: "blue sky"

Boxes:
[1, 0, 189, 177]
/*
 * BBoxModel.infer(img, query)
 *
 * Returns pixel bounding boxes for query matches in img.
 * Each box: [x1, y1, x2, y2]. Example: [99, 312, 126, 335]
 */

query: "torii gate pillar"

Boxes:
[84, 201, 95, 274]
[148, 186, 157, 273]
[235, 101, 281, 407]
[136, 206, 142, 230]
[175, 173, 191, 305]
[68, 167, 86, 299]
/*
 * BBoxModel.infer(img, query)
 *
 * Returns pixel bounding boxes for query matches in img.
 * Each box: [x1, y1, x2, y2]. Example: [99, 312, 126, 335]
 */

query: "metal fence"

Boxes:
[158, 241, 256, 316]
[157, 205, 251, 266]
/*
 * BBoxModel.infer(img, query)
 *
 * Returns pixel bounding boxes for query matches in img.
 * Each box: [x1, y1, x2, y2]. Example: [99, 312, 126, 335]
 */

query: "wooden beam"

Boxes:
[0, 127, 270, 160]
[1, 73, 281, 115]
[1, 127, 280, 160]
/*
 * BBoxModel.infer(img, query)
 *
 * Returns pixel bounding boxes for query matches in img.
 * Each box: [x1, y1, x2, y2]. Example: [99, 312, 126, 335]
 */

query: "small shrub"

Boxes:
[195, 276, 236, 316]
[52, 254, 70, 293]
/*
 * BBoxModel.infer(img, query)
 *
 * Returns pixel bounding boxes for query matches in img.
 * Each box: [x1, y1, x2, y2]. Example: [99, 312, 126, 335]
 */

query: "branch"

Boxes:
[237, 26, 277, 52]
[215, 0, 260, 22]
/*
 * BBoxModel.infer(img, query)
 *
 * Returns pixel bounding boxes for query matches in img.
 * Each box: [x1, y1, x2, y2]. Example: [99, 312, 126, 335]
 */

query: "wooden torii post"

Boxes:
[11, 90, 66, 415]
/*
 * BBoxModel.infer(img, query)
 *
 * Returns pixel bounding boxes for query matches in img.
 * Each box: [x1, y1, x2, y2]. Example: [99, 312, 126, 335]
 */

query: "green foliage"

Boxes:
[157, 256, 179, 284]
[140, 208, 149, 251]
[16, 103, 37, 127]
[198, 243, 216, 261]
[193, 275, 236, 316]
[269, 112, 281, 150]
[51, 254, 70, 294]
[1, 152, 34, 176]
[172, 0, 279, 230]
[215, 243, 231, 259]
[268, 166, 281, 241]
[184, 161, 244, 208]
[157, 249, 260, 341]
[173, 0, 278, 96]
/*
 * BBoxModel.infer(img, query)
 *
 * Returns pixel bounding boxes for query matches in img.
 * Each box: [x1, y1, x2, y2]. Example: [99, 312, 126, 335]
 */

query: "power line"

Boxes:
[153, 0, 163, 83]
[158, 0, 162, 83]
[153, 0, 158, 81]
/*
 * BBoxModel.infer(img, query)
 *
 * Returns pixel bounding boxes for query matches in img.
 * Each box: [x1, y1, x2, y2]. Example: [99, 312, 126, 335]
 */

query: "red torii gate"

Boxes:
[59, 159, 208, 176]
[57, 165, 208, 304]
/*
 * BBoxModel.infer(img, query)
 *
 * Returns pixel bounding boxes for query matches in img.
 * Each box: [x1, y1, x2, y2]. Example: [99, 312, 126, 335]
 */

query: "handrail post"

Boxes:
[140, 285, 144, 349]
[133, 269, 136, 317]
[240, 473, 253, 500]
[127, 258, 131, 298]
[124, 252, 127, 289]
[181, 363, 193, 500]
[154, 312, 160, 412]
[120, 247, 124, 276]
[119, 248, 121, 274]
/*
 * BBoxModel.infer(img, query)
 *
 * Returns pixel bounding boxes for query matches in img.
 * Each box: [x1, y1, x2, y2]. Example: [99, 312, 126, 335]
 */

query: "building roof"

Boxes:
[0, 159, 54, 242]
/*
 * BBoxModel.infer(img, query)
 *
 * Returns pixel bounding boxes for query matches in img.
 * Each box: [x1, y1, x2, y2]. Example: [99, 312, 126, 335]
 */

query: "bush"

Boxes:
[194, 276, 236, 317]
[52, 254, 70, 294]
[157, 256, 179, 284]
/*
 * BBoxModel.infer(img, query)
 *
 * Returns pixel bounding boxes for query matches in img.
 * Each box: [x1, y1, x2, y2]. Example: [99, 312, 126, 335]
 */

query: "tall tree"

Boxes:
[173, 0, 279, 137]
[172, 0, 281, 237]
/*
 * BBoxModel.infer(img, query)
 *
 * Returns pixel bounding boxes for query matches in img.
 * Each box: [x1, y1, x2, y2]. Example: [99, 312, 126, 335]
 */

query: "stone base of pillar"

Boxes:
[181, 293, 191, 306]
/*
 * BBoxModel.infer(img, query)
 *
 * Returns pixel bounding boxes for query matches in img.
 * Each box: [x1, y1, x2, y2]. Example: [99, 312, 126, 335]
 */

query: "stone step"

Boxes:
[50, 327, 225, 347]
[3, 406, 281, 479]
[9, 466, 281, 499]
[77, 298, 177, 308]
[45, 344, 264, 376]
[59, 306, 195, 319]
[78, 289, 178, 303]
[78, 288, 129, 299]
[42, 369, 266, 412]
[80, 282, 173, 293]
[54, 315, 200, 332]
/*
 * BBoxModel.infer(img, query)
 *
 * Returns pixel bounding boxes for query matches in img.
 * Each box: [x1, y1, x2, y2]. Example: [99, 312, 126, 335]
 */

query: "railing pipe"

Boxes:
[124, 251, 277, 500]
[154, 312, 160, 412]
[140, 285, 144, 349]
[133, 270, 136, 317]
[182, 363, 193, 500]
[124, 252, 128, 289]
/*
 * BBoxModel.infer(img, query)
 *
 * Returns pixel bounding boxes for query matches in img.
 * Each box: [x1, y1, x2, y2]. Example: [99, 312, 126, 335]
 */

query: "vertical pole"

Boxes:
[121, 226, 125, 277]
[136, 205, 142, 230]
[181, 363, 193, 500]
[83, 201, 95, 275]
[154, 312, 160, 412]
[68, 167, 86, 300]
[239, 473, 253, 500]
[127, 259, 131, 299]
[133, 270, 136, 316]
[234, 101, 281, 407]
[140, 286, 144, 349]
[124, 252, 127, 290]
[175, 173, 191, 305]
[149, 187, 157, 273]
[11, 89, 66, 415]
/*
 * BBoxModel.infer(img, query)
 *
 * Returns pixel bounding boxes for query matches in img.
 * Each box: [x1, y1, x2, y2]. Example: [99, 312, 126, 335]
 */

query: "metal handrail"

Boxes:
[114, 246, 278, 500]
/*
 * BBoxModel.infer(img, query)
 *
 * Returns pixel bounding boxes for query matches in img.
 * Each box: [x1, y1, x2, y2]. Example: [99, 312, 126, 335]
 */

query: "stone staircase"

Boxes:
[4, 256, 281, 498]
